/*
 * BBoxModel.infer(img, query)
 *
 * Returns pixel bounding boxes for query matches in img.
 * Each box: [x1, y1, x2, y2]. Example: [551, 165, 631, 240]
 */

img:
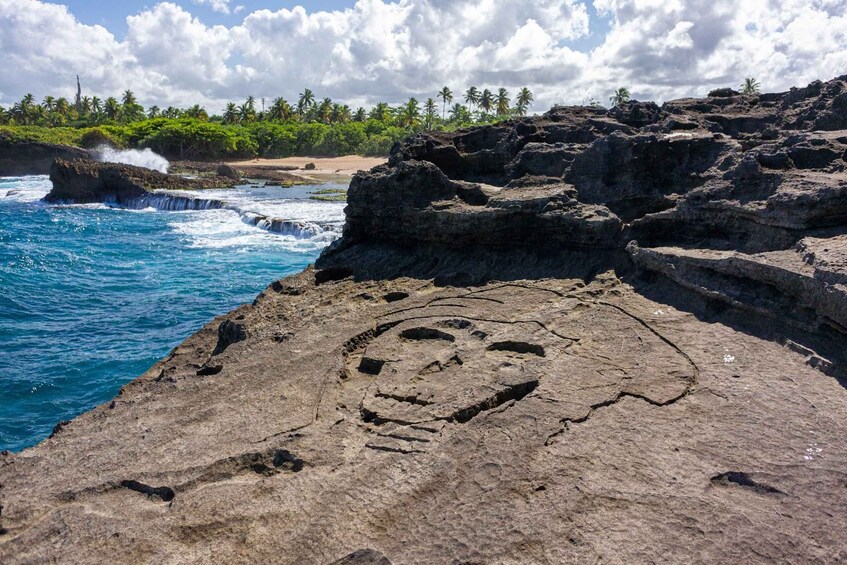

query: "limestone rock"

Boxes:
[0, 137, 92, 176]
[3, 77, 847, 564]
[45, 158, 237, 204]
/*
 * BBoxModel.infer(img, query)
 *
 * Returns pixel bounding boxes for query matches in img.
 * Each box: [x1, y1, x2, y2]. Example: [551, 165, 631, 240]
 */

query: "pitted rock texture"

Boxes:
[338, 76, 847, 258]
[3, 78, 847, 564]
[1, 271, 846, 564]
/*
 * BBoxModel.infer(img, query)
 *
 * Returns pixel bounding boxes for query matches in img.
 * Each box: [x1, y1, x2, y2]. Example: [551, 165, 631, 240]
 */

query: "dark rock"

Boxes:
[315, 266, 355, 284]
[608, 100, 665, 127]
[0, 138, 92, 176]
[304, 162, 316, 170]
[49, 421, 70, 438]
[329, 549, 392, 565]
[216, 163, 241, 180]
[213, 320, 248, 355]
[46, 158, 237, 204]
[708, 87, 740, 98]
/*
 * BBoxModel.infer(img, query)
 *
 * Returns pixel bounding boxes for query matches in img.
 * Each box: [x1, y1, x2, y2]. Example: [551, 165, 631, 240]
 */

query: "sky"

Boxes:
[0, 0, 845, 114]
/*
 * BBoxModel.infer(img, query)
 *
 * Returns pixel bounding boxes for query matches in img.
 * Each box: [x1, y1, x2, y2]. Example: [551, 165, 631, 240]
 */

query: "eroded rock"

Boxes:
[3, 77, 847, 564]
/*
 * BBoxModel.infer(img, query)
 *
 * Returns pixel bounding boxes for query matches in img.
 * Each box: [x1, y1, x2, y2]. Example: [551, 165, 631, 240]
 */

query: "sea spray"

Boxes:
[115, 190, 336, 239]
[97, 146, 170, 174]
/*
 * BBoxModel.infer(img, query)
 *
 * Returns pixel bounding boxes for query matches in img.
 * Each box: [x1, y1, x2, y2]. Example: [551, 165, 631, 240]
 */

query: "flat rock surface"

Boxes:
[1, 271, 846, 564]
[3, 77, 847, 563]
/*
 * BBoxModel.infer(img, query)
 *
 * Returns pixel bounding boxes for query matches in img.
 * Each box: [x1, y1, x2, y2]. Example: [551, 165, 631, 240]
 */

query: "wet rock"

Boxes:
[46, 158, 237, 204]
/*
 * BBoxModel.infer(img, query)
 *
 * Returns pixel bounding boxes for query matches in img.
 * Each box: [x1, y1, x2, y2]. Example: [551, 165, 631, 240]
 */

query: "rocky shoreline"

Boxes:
[2, 77, 847, 563]
[45, 158, 240, 203]
[0, 138, 93, 176]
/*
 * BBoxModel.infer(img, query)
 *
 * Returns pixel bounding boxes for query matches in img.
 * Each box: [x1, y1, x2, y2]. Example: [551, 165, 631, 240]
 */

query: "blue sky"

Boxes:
[0, 1, 845, 111]
[63, 1, 354, 33]
[61, 0, 611, 50]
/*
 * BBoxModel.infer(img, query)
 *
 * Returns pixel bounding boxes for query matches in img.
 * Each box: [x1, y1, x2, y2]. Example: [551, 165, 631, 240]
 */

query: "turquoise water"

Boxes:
[0, 176, 345, 452]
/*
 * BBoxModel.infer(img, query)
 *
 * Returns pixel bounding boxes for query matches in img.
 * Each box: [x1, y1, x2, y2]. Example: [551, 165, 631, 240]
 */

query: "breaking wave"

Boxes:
[96, 146, 170, 174]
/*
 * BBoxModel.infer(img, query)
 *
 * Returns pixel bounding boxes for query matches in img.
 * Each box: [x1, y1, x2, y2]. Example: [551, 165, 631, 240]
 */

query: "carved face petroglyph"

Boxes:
[342, 285, 697, 455]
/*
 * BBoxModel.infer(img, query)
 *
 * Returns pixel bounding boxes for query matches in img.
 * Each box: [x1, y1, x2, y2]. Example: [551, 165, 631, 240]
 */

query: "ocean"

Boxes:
[0, 174, 345, 452]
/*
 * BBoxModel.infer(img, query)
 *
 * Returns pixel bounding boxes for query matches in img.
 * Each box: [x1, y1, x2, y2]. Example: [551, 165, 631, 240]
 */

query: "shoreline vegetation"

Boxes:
[0, 85, 537, 161]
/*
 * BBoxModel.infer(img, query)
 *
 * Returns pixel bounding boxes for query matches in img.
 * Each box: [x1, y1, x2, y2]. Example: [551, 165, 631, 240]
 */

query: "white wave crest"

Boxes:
[0, 175, 53, 202]
[97, 146, 170, 174]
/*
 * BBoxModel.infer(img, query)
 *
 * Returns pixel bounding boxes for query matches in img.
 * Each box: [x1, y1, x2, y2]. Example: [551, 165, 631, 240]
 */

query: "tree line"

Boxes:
[0, 79, 761, 158]
[0, 85, 535, 130]
[0, 85, 538, 159]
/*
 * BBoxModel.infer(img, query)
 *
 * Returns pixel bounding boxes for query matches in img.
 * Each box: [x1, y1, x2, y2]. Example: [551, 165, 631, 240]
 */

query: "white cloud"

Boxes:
[192, 0, 232, 15]
[0, 0, 845, 113]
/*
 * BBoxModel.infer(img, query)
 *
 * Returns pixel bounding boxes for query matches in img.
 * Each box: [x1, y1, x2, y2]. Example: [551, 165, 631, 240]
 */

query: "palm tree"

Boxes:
[298, 89, 315, 117]
[464, 86, 480, 112]
[317, 98, 333, 124]
[185, 105, 208, 120]
[515, 87, 534, 116]
[42, 96, 56, 113]
[121, 89, 144, 122]
[449, 103, 471, 123]
[423, 97, 437, 129]
[609, 87, 631, 107]
[163, 106, 181, 119]
[104, 97, 121, 121]
[30, 105, 47, 125]
[239, 97, 257, 122]
[369, 102, 391, 122]
[496, 88, 510, 117]
[479, 89, 494, 114]
[437, 86, 453, 120]
[54, 97, 72, 124]
[79, 96, 92, 117]
[268, 97, 292, 121]
[222, 102, 239, 124]
[147, 105, 161, 119]
[741, 77, 761, 95]
[121, 90, 137, 107]
[330, 103, 348, 124]
[398, 97, 420, 128]
[353, 107, 367, 122]
[91, 96, 102, 115]
[42, 96, 61, 125]
[13, 93, 37, 125]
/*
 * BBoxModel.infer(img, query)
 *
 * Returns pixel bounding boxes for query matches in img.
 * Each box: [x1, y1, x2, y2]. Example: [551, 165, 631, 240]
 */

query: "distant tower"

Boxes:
[75, 75, 82, 112]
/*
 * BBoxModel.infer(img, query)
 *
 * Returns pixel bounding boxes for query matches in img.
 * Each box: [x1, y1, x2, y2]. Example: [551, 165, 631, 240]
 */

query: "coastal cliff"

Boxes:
[2, 78, 847, 564]
[46, 158, 238, 203]
[0, 137, 92, 176]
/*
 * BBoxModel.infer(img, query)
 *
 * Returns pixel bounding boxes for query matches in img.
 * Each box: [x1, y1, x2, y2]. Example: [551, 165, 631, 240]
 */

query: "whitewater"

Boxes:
[0, 174, 346, 452]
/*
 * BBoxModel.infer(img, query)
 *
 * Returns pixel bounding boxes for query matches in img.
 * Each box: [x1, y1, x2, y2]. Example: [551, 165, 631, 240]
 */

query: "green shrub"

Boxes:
[77, 127, 123, 149]
[145, 120, 257, 159]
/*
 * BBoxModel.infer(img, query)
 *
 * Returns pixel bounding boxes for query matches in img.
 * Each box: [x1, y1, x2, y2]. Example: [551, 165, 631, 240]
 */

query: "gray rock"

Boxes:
[216, 163, 241, 180]
[3, 76, 847, 564]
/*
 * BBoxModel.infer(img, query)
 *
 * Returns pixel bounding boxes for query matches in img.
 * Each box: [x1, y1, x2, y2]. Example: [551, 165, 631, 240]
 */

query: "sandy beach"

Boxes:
[227, 155, 387, 181]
